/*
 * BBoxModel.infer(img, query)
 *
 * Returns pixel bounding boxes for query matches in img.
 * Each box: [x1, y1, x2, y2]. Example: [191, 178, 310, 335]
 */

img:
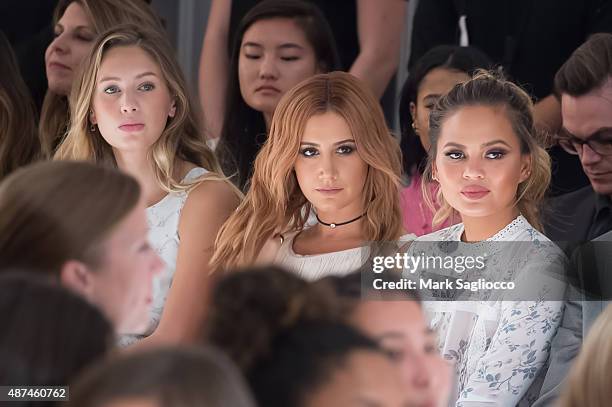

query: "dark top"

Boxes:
[544, 185, 612, 249]
[409, 0, 612, 196]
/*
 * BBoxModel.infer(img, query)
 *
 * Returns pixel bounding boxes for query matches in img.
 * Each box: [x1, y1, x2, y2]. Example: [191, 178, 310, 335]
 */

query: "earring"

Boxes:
[90, 123, 96, 132]
[412, 122, 419, 134]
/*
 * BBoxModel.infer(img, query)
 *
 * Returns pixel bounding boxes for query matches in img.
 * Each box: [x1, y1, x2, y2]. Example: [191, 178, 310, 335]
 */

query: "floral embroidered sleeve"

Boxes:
[456, 299, 564, 406]
[456, 247, 567, 406]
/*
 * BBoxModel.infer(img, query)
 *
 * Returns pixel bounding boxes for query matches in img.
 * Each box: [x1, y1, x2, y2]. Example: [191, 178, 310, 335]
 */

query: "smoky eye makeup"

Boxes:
[299, 146, 318, 157]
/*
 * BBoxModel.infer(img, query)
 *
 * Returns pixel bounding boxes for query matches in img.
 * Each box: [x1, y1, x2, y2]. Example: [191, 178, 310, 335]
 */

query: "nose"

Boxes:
[47, 33, 69, 56]
[318, 154, 338, 181]
[259, 55, 279, 80]
[462, 157, 485, 180]
[120, 90, 139, 114]
[409, 352, 433, 389]
[579, 143, 602, 166]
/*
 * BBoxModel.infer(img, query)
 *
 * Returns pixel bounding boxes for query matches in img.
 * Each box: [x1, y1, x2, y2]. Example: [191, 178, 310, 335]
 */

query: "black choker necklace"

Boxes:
[316, 213, 366, 229]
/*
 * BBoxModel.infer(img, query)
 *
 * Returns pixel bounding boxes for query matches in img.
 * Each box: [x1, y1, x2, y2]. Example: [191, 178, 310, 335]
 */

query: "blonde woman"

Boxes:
[41, 0, 164, 156]
[559, 302, 612, 407]
[408, 71, 566, 405]
[212, 71, 413, 280]
[55, 25, 241, 346]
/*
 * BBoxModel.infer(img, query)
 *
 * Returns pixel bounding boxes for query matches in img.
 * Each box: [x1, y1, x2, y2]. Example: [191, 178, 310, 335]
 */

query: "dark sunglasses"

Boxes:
[556, 129, 612, 156]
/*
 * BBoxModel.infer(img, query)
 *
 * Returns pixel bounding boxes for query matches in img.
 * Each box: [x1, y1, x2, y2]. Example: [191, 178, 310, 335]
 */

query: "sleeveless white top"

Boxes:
[275, 230, 415, 281]
[119, 167, 207, 346]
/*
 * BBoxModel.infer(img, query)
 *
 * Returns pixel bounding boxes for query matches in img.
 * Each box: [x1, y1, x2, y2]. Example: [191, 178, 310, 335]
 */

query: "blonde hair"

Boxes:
[559, 303, 612, 407]
[55, 25, 226, 193]
[0, 161, 140, 274]
[40, 0, 165, 157]
[423, 70, 551, 231]
[211, 72, 404, 271]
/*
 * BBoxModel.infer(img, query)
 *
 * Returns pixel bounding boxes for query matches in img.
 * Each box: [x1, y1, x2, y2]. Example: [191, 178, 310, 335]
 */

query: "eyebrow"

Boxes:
[243, 42, 304, 50]
[423, 94, 442, 102]
[300, 139, 356, 147]
[55, 22, 93, 31]
[99, 72, 158, 83]
[442, 139, 512, 149]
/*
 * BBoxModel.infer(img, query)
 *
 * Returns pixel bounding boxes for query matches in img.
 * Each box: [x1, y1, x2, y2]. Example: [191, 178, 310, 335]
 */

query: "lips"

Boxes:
[256, 85, 281, 93]
[460, 185, 490, 200]
[316, 187, 343, 195]
[119, 123, 145, 132]
[47, 61, 71, 71]
[585, 170, 612, 178]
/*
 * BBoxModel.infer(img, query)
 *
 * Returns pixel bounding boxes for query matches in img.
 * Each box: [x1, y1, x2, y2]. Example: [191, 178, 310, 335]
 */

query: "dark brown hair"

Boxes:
[0, 273, 112, 389]
[0, 31, 40, 179]
[218, 0, 340, 190]
[205, 266, 384, 407]
[555, 33, 612, 97]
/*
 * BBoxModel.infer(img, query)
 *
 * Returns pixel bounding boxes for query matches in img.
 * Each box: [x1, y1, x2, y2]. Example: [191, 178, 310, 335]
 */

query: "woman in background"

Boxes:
[398, 45, 492, 235]
[0, 161, 162, 334]
[324, 272, 452, 407]
[205, 266, 409, 407]
[0, 273, 112, 397]
[68, 347, 255, 407]
[215, 0, 340, 189]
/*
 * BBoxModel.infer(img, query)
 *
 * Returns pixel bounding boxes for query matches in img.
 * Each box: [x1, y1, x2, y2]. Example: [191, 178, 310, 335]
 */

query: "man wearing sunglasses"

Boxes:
[535, 33, 612, 406]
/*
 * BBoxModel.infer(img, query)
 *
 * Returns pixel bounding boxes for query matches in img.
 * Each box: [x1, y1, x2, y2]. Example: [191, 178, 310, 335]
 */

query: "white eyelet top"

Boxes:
[411, 215, 567, 406]
[119, 167, 207, 346]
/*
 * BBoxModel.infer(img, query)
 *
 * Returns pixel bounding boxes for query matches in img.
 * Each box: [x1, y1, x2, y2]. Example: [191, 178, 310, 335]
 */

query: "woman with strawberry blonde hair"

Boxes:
[212, 71, 413, 279]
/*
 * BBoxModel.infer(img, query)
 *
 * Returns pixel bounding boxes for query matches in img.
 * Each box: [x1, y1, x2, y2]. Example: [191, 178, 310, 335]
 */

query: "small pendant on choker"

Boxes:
[316, 213, 366, 229]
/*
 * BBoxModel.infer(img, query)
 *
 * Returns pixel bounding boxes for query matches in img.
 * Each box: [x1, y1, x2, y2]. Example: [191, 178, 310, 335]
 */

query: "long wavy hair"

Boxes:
[212, 72, 403, 271]
[423, 70, 551, 231]
[40, 0, 165, 157]
[55, 25, 227, 193]
[0, 31, 40, 180]
[217, 0, 340, 190]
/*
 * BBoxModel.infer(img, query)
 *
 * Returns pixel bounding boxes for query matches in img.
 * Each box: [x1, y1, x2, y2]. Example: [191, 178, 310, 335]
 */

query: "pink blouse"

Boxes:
[400, 173, 452, 236]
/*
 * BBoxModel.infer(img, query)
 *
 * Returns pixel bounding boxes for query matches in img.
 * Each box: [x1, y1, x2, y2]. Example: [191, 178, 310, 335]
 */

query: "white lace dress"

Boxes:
[275, 230, 416, 281]
[411, 215, 566, 406]
[119, 167, 207, 346]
